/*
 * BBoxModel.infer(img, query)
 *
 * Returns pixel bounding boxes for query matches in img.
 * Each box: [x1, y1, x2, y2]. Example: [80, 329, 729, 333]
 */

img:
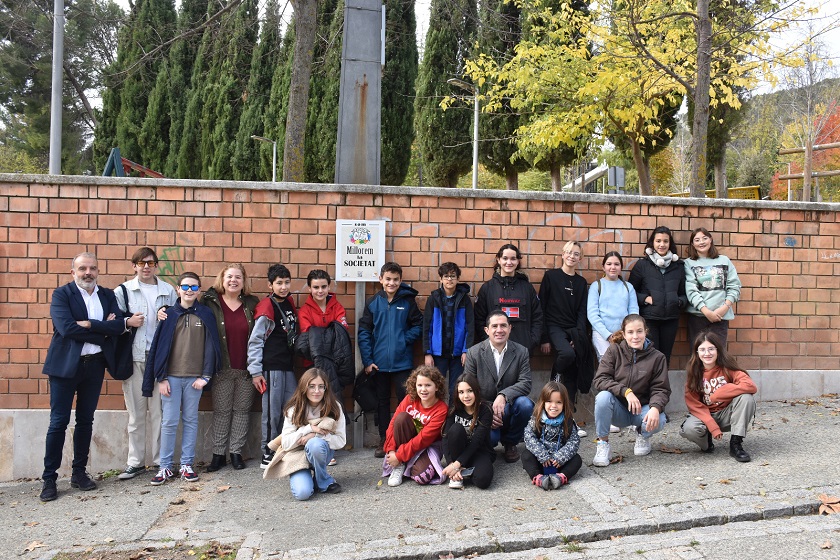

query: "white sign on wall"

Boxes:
[335, 220, 386, 282]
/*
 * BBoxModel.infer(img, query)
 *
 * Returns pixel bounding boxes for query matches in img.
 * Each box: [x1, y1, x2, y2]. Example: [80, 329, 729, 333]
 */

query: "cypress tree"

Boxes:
[164, 0, 210, 176]
[232, 0, 286, 181]
[262, 19, 295, 181]
[114, 0, 177, 161]
[138, 59, 171, 172]
[413, 0, 478, 188]
[303, 0, 341, 183]
[380, 0, 418, 185]
[477, 0, 528, 190]
[202, 0, 258, 179]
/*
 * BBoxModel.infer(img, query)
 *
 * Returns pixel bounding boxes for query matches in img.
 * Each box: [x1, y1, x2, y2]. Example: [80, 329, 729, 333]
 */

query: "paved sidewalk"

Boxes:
[3, 395, 838, 560]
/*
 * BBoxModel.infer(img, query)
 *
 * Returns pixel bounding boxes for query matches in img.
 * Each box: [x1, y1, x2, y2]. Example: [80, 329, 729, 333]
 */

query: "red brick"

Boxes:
[0, 393, 28, 408]
[0, 212, 30, 227]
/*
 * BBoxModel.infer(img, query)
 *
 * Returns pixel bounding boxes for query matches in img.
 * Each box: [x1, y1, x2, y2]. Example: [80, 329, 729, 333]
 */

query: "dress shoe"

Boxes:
[70, 470, 97, 491]
[40, 479, 58, 502]
[206, 453, 226, 472]
[230, 453, 246, 470]
[729, 435, 751, 462]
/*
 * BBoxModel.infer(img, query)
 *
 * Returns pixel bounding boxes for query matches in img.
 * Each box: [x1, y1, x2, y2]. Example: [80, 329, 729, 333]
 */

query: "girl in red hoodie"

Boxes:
[680, 332, 757, 462]
[382, 365, 449, 487]
[297, 269, 349, 333]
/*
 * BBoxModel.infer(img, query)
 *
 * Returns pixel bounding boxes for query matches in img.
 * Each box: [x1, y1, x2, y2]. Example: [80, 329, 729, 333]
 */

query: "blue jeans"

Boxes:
[594, 391, 668, 439]
[432, 355, 465, 403]
[489, 396, 534, 447]
[160, 377, 202, 469]
[289, 438, 335, 501]
[43, 354, 106, 481]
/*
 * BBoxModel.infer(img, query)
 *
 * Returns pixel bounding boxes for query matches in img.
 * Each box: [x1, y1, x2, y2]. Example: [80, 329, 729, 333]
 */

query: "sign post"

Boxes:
[335, 220, 387, 450]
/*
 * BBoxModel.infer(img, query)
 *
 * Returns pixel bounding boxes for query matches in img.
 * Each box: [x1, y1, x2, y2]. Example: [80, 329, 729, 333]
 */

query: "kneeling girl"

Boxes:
[522, 382, 582, 490]
[442, 373, 494, 489]
[383, 365, 448, 487]
[277, 368, 345, 500]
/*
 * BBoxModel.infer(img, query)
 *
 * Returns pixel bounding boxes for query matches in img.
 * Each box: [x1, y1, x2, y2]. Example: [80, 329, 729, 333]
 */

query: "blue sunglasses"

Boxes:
[180, 284, 201, 292]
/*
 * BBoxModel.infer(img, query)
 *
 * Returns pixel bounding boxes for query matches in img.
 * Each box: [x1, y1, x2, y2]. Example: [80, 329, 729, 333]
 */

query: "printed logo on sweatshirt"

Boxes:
[405, 403, 432, 425]
[193, 318, 202, 328]
[501, 306, 520, 319]
[702, 375, 728, 406]
[499, 298, 522, 304]
[396, 306, 405, 311]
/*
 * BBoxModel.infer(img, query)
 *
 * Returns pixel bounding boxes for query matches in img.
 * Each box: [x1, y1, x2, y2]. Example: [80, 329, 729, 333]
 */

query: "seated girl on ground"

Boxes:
[267, 368, 345, 500]
[592, 314, 671, 468]
[521, 382, 582, 490]
[383, 365, 448, 487]
[442, 373, 494, 490]
[680, 332, 756, 462]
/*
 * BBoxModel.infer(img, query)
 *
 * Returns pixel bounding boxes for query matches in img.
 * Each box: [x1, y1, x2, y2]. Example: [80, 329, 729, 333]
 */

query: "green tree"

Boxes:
[138, 59, 171, 172]
[476, 0, 529, 190]
[262, 19, 296, 181]
[113, 0, 177, 162]
[303, 0, 341, 183]
[414, 0, 478, 188]
[232, 0, 286, 181]
[380, 0, 418, 185]
[1, 0, 123, 173]
[164, 0, 210, 176]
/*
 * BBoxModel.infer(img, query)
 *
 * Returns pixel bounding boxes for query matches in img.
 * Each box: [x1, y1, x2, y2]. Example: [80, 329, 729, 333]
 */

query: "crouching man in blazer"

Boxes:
[463, 310, 534, 464]
[40, 252, 143, 502]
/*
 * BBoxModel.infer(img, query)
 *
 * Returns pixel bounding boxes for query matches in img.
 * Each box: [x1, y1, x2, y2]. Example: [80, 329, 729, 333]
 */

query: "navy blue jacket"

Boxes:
[43, 282, 128, 379]
[142, 302, 222, 397]
[423, 283, 474, 358]
[358, 284, 423, 372]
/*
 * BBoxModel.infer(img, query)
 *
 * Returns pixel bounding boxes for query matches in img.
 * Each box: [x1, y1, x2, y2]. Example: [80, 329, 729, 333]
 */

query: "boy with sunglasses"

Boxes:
[114, 247, 178, 480]
[143, 272, 221, 485]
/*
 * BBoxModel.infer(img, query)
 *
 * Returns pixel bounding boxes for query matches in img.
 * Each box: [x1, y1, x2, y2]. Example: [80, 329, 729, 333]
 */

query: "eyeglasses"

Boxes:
[136, 261, 158, 268]
[307, 384, 326, 392]
[442, 275, 458, 280]
[697, 348, 717, 355]
[180, 285, 201, 292]
[564, 251, 581, 258]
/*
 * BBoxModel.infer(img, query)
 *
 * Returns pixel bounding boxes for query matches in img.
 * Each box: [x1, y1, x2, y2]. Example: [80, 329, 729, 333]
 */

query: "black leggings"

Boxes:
[443, 423, 494, 489]
[645, 318, 679, 366]
[521, 448, 582, 482]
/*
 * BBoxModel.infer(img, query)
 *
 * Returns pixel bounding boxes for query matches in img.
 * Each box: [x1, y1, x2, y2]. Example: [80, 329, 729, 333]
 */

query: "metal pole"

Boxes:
[272, 141, 277, 183]
[48, 0, 65, 175]
[787, 162, 791, 201]
[353, 282, 366, 450]
[472, 92, 479, 190]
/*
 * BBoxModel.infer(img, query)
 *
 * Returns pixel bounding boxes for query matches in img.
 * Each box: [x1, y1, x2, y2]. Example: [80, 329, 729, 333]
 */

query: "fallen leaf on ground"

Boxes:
[23, 541, 45, 553]
[781, 417, 788, 423]
[819, 494, 840, 515]
[718, 479, 734, 485]
[455, 524, 466, 532]
[659, 446, 684, 454]
[23, 521, 39, 527]
[821, 540, 832, 549]
[169, 498, 186, 505]
[609, 454, 624, 464]
[513, 506, 525, 511]
[216, 485, 231, 493]
[439, 554, 455, 559]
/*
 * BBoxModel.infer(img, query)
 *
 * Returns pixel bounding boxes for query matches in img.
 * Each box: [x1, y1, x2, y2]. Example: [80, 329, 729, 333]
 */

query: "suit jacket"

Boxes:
[463, 339, 532, 404]
[43, 282, 128, 378]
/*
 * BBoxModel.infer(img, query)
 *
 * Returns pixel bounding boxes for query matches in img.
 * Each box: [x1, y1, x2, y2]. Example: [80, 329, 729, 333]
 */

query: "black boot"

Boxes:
[230, 453, 246, 470]
[703, 430, 715, 453]
[206, 453, 226, 472]
[729, 435, 751, 462]
[40, 479, 58, 502]
[70, 470, 97, 491]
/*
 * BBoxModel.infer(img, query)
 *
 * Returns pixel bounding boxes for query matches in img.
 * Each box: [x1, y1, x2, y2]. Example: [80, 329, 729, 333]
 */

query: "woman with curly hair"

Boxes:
[382, 365, 449, 487]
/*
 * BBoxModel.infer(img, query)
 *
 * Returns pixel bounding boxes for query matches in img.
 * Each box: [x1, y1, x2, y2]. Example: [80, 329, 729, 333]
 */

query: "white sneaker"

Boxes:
[593, 440, 611, 467]
[577, 428, 588, 438]
[388, 463, 406, 487]
[448, 478, 463, 489]
[609, 424, 621, 433]
[328, 457, 337, 466]
[634, 434, 652, 456]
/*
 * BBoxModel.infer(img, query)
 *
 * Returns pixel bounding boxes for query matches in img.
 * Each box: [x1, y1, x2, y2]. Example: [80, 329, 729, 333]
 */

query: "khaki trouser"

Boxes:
[680, 393, 756, 450]
[122, 359, 161, 467]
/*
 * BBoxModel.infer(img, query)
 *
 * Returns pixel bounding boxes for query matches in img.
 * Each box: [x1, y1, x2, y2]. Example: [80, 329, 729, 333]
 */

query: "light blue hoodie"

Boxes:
[587, 278, 640, 340]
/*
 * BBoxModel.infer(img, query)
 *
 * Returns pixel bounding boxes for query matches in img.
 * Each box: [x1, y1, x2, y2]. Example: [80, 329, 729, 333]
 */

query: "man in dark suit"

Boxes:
[40, 252, 143, 502]
[463, 310, 534, 463]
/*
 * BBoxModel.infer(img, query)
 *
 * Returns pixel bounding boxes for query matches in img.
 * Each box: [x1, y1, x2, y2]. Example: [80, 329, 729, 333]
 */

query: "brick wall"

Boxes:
[1, 174, 839, 412]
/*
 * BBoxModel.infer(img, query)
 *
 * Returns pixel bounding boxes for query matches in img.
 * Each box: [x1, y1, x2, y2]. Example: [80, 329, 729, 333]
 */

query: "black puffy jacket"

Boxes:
[295, 321, 354, 393]
[627, 257, 687, 321]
